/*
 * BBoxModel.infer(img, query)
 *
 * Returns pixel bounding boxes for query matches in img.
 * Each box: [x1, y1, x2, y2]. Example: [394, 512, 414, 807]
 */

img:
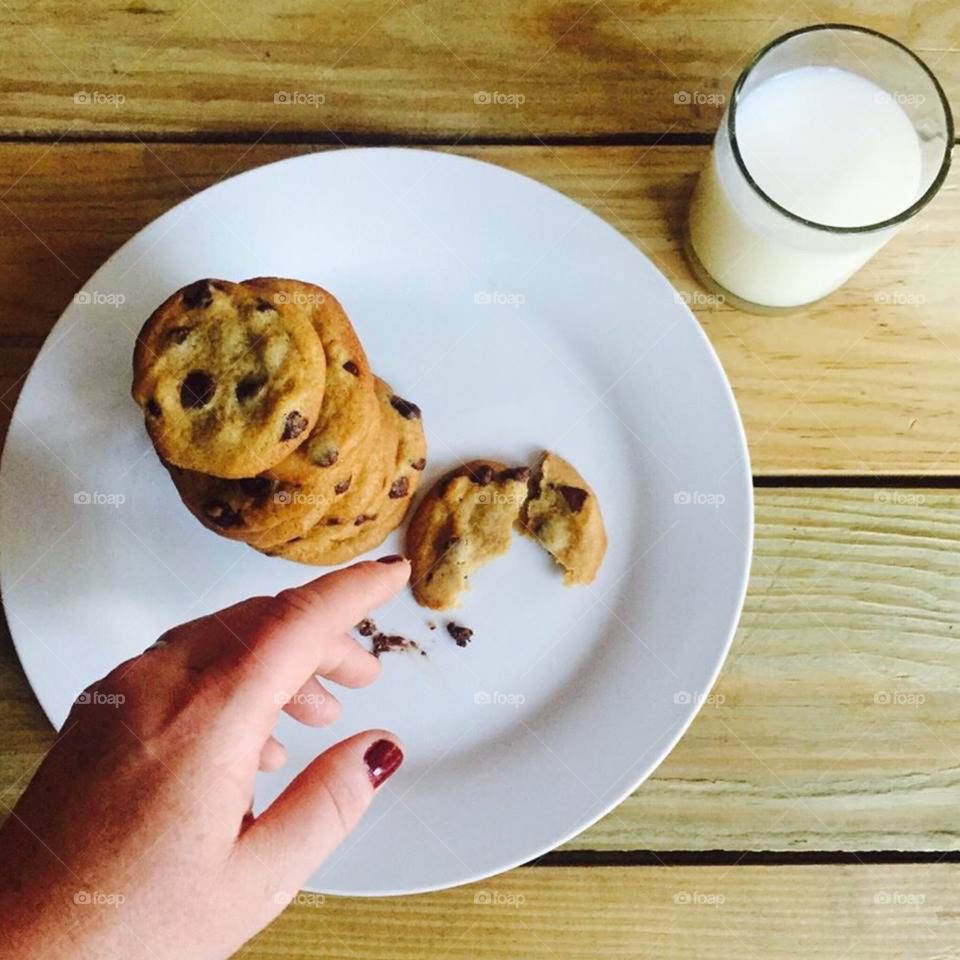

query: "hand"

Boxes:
[0, 557, 410, 960]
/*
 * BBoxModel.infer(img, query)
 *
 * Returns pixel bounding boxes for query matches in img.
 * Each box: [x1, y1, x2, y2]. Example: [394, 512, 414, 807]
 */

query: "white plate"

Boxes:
[0, 148, 752, 896]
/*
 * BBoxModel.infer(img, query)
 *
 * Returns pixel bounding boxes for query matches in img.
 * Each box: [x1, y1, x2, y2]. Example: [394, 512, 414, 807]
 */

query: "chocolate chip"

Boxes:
[411, 457, 426, 471]
[281, 410, 308, 441]
[167, 326, 192, 345]
[180, 371, 215, 409]
[181, 280, 213, 309]
[342, 360, 360, 377]
[500, 466, 531, 483]
[558, 485, 588, 513]
[325, 517, 342, 526]
[203, 499, 243, 528]
[238, 476, 274, 500]
[254, 298, 272, 312]
[390, 395, 421, 420]
[147, 398, 162, 418]
[235, 374, 266, 402]
[468, 464, 494, 485]
[356, 618, 377, 637]
[354, 514, 374, 526]
[389, 476, 410, 499]
[446, 622, 473, 647]
[334, 477, 351, 495]
[311, 447, 338, 468]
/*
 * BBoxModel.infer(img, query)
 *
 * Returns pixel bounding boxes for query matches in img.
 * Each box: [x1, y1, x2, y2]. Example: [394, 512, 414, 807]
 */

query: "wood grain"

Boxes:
[4, 489, 960, 851]
[0, 1, 956, 138]
[0, 143, 957, 475]
[238, 865, 960, 959]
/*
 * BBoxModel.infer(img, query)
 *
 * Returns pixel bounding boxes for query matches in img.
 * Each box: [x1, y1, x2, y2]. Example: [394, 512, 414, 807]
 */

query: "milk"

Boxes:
[688, 66, 924, 309]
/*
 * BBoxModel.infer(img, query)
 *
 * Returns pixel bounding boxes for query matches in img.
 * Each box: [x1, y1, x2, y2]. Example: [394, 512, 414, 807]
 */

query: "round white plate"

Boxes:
[0, 148, 752, 896]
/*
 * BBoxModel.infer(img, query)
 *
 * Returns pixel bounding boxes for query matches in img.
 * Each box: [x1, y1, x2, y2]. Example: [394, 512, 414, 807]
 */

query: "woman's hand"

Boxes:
[0, 557, 410, 960]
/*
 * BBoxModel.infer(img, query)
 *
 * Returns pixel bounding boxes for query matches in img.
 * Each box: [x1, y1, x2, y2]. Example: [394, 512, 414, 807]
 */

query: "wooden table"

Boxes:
[1, 3, 958, 957]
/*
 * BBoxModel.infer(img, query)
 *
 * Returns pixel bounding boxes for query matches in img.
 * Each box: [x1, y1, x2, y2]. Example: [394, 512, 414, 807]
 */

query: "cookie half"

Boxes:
[407, 460, 530, 610]
[518, 451, 607, 585]
[133, 278, 326, 478]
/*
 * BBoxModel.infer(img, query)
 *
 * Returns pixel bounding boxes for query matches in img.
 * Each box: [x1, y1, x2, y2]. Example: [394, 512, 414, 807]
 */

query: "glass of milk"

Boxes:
[686, 24, 953, 312]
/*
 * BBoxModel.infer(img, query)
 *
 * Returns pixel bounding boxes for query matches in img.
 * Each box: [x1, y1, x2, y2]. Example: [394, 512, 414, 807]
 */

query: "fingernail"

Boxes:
[377, 554, 406, 564]
[364, 739, 403, 788]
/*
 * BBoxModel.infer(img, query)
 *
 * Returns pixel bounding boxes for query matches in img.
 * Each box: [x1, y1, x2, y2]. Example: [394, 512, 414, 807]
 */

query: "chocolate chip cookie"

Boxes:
[518, 451, 607, 585]
[133, 278, 326, 478]
[264, 379, 426, 565]
[164, 279, 380, 547]
[406, 460, 530, 610]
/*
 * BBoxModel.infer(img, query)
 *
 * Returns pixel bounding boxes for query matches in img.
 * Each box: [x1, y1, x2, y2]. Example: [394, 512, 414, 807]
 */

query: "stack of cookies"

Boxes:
[132, 277, 426, 565]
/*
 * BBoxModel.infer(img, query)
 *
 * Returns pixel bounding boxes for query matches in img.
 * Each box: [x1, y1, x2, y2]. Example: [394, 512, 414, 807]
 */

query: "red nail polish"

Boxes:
[377, 554, 406, 564]
[364, 739, 403, 787]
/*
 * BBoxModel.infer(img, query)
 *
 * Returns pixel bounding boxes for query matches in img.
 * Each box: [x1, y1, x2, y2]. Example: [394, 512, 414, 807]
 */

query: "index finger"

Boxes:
[213, 558, 409, 715]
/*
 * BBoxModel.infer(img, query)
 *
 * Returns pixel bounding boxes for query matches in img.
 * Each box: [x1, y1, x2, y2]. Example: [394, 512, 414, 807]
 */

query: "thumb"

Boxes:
[240, 729, 403, 884]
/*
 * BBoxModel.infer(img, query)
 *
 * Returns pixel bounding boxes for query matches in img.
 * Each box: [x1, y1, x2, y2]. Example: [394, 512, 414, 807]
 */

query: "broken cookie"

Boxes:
[518, 451, 607, 585]
[406, 460, 530, 610]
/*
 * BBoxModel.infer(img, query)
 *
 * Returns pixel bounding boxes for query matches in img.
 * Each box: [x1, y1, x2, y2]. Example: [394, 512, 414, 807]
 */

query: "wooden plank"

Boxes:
[239, 865, 960, 959]
[3, 489, 960, 851]
[0, 1, 956, 138]
[0, 143, 958, 474]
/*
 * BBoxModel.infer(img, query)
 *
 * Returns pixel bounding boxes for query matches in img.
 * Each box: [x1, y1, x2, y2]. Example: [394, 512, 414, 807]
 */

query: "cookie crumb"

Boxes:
[372, 633, 420, 658]
[426, 620, 437, 631]
[446, 622, 474, 647]
[356, 618, 377, 637]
